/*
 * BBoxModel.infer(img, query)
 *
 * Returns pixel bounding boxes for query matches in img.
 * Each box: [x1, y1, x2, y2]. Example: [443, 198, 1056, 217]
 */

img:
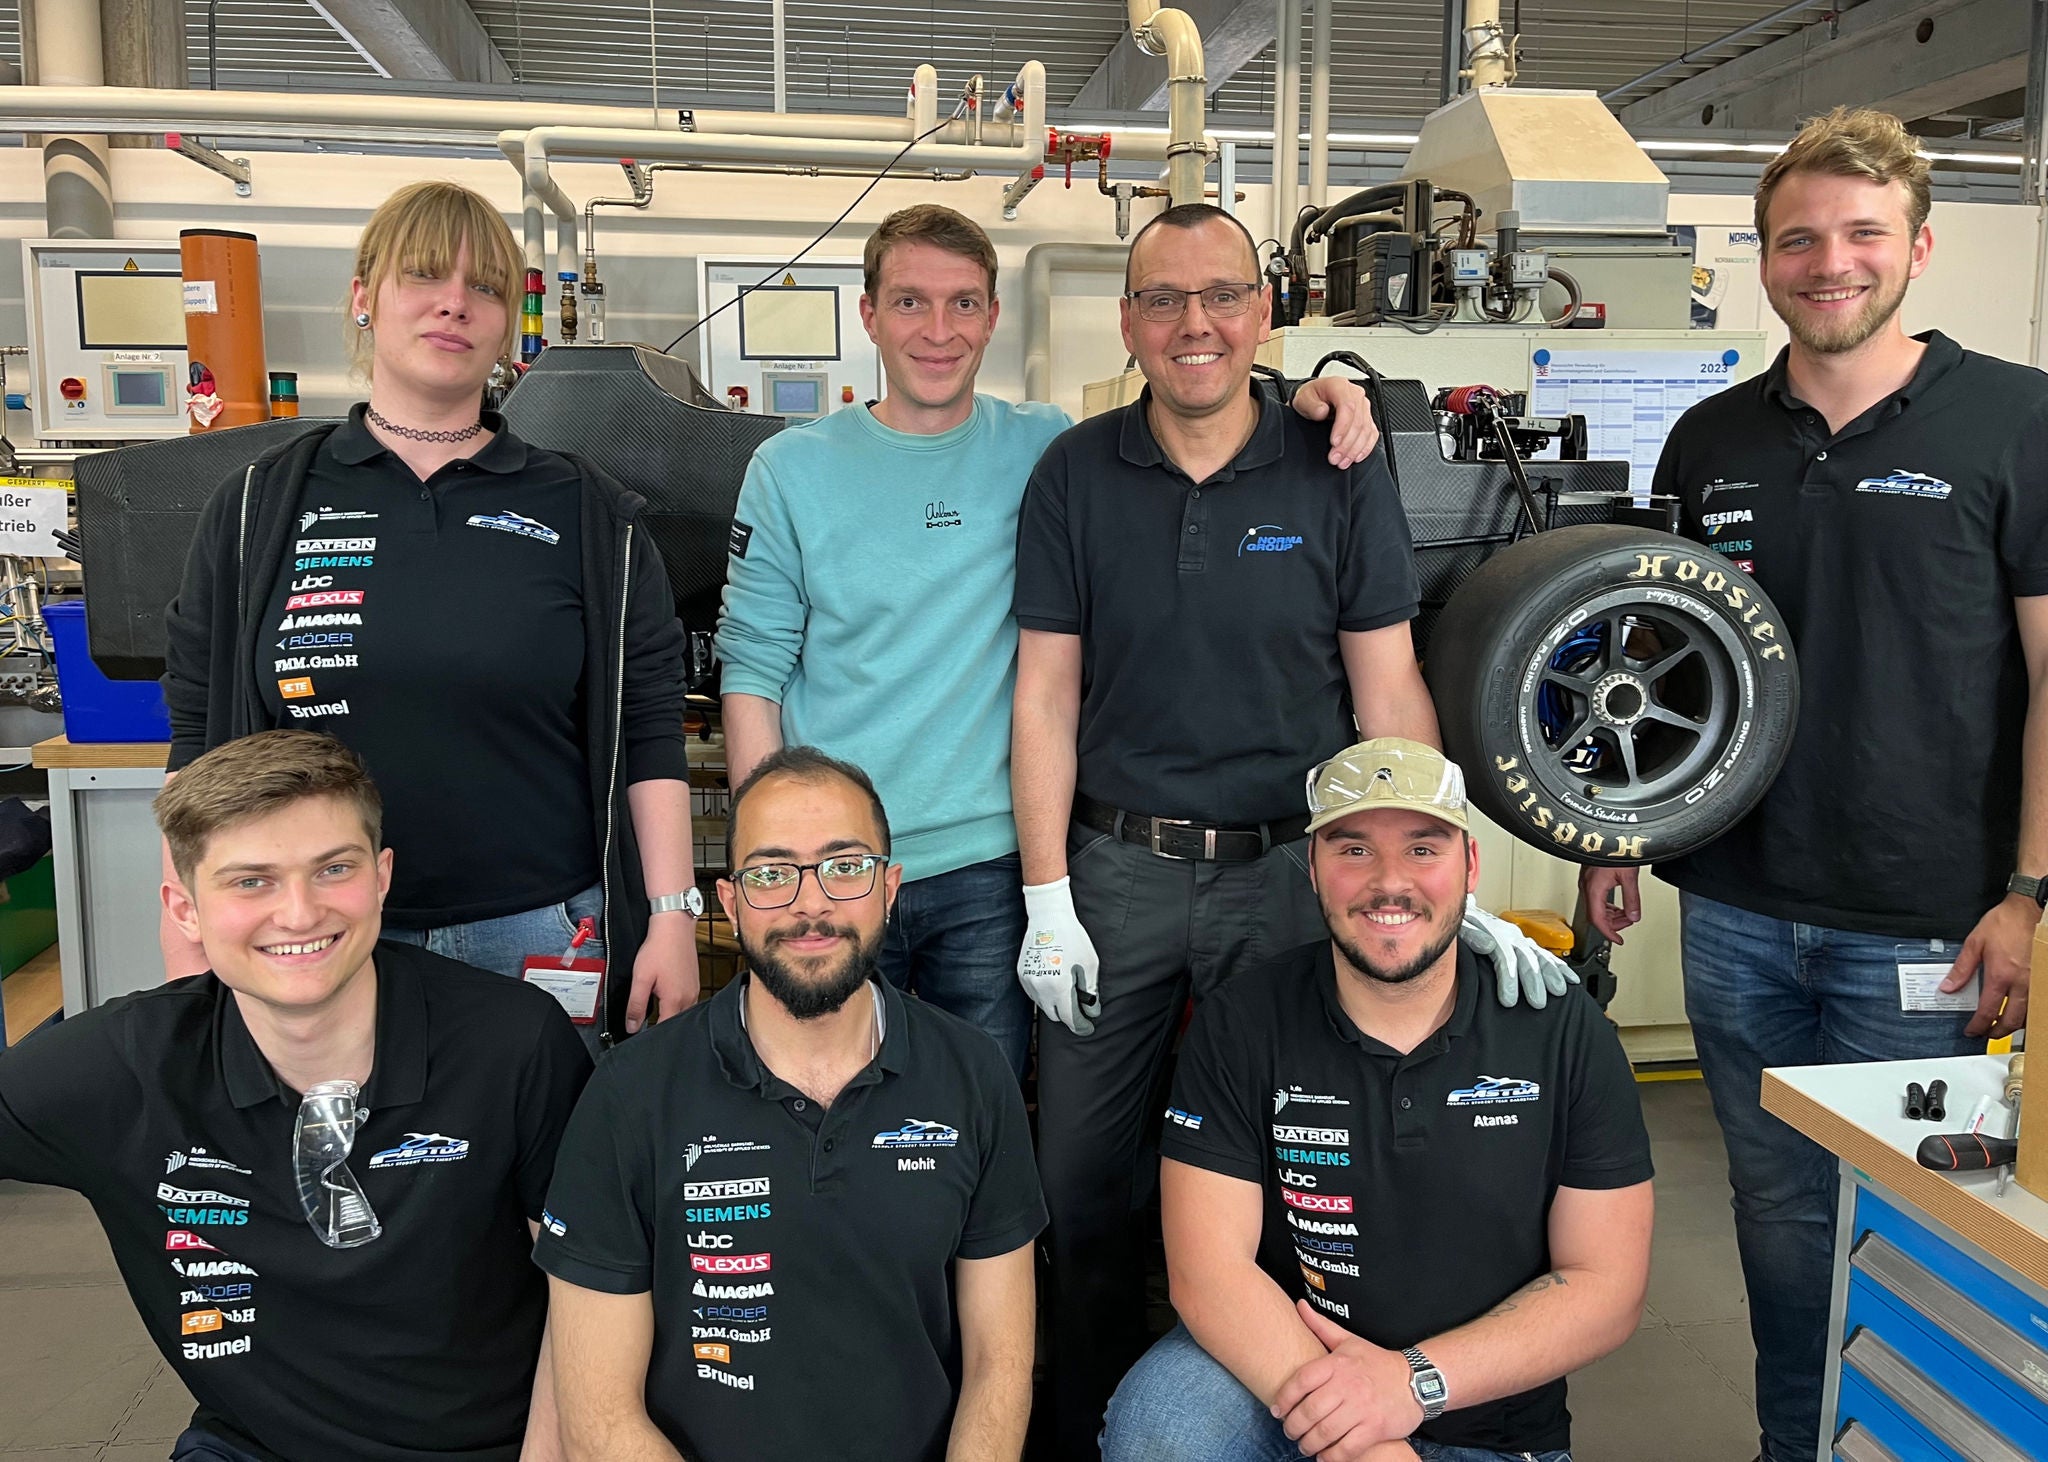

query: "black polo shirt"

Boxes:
[0, 940, 591, 1462]
[534, 974, 1045, 1462]
[256, 406, 599, 926]
[1014, 381, 1419, 824]
[1651, 332, 2048, 936]
[1162, 940, 1653, 1452]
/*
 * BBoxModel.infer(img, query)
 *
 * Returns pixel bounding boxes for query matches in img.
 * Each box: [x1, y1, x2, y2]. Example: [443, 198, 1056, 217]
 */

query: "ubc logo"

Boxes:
[1239, 524, 1304, 556]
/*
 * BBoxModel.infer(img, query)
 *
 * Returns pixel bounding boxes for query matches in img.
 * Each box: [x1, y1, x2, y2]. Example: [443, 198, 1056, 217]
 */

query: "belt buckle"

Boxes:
[1147, 818, 1216, 860]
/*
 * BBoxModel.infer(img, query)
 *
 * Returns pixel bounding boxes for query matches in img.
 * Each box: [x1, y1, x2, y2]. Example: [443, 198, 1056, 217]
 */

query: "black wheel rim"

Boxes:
[1524, 586, 1745, 815]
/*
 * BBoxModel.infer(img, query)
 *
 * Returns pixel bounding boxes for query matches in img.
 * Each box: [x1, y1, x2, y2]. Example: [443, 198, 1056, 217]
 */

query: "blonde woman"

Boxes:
[163, 181, 700, 1045]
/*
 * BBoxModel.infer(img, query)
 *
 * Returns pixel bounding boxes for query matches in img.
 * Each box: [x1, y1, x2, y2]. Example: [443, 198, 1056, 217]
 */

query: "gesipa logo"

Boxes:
[690, 1252, 772, 1276]
[1281, 1190, 1355, 1214]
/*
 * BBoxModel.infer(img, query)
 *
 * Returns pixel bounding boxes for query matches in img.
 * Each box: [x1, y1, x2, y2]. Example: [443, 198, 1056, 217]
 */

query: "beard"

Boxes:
[1769, 269, 1908, 355]
[1327, 895, 1462, 987]
[740, 917, 881, 1020]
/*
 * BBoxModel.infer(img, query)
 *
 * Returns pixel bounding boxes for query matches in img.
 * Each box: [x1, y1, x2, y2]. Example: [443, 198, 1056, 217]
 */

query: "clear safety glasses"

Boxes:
[1305, 740, 1470, 830]
[292, 1080, 382, 1249]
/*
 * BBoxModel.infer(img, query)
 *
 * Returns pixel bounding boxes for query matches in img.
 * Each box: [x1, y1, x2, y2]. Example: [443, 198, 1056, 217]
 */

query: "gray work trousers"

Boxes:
[1036, 820, 1326, 1459]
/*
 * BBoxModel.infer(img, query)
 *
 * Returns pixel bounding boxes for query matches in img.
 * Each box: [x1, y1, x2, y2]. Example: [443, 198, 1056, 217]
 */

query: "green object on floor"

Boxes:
[0, 853, 59, 978]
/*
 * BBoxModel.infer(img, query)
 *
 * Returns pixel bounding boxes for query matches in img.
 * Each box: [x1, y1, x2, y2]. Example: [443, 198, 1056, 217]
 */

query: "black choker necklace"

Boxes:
[366, 406, 485, 443]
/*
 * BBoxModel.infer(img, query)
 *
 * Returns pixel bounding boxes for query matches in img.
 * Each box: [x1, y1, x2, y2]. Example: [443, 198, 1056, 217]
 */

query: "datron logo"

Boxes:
[1239, 524, 1304, 555]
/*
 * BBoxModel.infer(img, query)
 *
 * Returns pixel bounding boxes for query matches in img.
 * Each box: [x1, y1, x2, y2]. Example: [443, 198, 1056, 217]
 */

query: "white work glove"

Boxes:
[1463, 895, 1579, 1010]
[1018, 878, 1102, 1037]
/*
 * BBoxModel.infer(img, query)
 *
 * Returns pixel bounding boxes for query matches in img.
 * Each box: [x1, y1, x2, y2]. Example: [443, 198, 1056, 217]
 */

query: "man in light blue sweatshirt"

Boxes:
[715, 204, 1377, 1078]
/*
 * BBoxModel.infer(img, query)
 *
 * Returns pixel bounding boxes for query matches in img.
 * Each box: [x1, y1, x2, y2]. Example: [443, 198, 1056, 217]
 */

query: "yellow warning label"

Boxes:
[122, 258, 138, 272]
[782, 273, 797, 287]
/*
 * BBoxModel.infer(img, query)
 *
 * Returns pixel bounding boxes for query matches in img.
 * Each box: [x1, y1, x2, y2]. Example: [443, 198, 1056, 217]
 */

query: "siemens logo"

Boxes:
[295, 555, 374, 570]
[684, 1203, 771, 1224]
[159, 1206, 249, 1226]
[1275, 1147, 1351, 1166]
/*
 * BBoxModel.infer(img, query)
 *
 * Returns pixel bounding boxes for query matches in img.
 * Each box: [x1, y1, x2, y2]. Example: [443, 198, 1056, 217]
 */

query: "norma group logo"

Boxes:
[690, 1252, 772, 1276]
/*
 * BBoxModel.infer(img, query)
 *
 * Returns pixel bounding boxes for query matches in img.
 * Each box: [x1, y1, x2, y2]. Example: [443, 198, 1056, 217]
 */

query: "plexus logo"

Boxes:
[690, 1253, 771, 1276]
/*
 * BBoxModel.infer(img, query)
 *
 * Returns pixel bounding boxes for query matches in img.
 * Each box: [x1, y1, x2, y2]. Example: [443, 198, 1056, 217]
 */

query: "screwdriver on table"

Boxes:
[1916, 1131, 2018, 1173]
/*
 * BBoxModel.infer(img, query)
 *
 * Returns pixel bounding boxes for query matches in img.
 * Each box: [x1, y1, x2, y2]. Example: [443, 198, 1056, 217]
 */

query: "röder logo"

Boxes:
[1239, 524, 1305, 556]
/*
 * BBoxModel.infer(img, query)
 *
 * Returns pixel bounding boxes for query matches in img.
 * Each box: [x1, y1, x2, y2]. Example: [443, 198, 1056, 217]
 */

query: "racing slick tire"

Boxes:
[1423, 525, 1800, 867]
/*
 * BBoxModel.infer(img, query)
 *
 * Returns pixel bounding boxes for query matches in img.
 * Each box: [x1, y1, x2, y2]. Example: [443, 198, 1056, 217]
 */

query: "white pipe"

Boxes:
[1308, 0, 1331, 208]
[38, 0, 113, 239]
[515, 61, 1047, 259]
[1022, 242, 1128, 403]
[772, 0, 787, 115]
[911, 63, 939, 137]
[1126, 2, 1210, 205]
[1463, 0, 1512, 89]
[1272, 0, 1301, 244]
[497, 133, 580, 279]
[0, 83, 1027, 145]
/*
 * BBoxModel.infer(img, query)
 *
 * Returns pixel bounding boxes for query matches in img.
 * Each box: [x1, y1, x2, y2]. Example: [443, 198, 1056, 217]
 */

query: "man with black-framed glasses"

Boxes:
[1012, 202, 1574, 1456]
[538, 745, 1044, 1462]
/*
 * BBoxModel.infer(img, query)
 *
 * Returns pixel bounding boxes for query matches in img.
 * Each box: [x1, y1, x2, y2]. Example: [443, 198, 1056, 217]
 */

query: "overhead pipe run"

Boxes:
[1126, 1, 1212, 206]
[1271, 0, 1302, 244]
[36, 0, 114, 239]
[1461, 0, 1516, 89]
[1022, 243, 1129, 404]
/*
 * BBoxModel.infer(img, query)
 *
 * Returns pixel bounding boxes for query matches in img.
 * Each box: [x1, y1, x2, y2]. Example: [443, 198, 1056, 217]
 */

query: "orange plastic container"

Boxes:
[181, 228, 268, 432]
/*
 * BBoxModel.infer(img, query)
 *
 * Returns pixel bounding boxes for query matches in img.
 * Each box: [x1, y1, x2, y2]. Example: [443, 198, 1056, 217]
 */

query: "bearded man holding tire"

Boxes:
[1575, 108, 2048, 1462]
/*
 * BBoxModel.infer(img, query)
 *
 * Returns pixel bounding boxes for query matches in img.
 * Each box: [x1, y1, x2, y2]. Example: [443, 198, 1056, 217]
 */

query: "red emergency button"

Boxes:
[59, 377, 85, 401]
[841, 385, 855, 404]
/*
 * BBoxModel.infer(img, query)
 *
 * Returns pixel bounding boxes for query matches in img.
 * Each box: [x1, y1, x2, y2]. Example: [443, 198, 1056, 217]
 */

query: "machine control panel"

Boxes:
[697, 257, 878, 421]
[22, 240, 188, 441]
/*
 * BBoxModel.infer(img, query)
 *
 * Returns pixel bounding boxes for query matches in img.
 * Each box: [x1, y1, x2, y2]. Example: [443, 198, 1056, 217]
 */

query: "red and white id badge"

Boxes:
[522, 956, 605, 1023]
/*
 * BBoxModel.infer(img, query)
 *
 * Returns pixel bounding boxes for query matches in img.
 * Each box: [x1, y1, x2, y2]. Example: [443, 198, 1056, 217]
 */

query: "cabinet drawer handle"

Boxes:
[1832, 1421, 1900, 1462]
[1842, 1328, 2030, 1462]
[1852, 1231, 2048, 1404]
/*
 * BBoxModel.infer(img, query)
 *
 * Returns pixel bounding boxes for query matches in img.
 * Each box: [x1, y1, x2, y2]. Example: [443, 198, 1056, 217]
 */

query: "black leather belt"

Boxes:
[1074, 794, 1310, 863]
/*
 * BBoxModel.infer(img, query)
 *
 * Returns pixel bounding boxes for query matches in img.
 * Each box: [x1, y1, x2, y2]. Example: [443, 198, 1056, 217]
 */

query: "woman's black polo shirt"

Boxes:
[1651, 331, 2048, 935]
[0, 941, 591, 1461]
[534, 974, 1045, 1462]
[1162, 940, 1653, 1452]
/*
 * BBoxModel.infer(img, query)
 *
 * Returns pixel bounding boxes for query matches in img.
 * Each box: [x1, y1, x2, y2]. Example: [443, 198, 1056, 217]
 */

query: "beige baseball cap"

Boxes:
[1304, 738, 1470, 836]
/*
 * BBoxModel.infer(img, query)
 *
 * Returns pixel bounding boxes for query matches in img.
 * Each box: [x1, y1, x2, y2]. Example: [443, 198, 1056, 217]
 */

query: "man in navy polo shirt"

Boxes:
[538, 746, 1043, 1462]
[0, 730, 590, 1462]
[1104, 739, 1653, 1462]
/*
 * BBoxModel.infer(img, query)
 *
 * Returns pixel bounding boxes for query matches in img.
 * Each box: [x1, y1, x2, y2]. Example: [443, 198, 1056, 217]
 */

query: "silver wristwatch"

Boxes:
[649, 887, 706, 918]
[1402, 1346, 1448, 1419]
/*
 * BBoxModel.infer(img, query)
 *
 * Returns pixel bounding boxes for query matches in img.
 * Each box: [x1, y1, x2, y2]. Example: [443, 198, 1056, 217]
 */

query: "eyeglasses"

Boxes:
[735, 855, 887, 910]
[1305, 742, 1469, 829]
[1123, 282, 1262, 322]
[293, 1080, 382, 1249]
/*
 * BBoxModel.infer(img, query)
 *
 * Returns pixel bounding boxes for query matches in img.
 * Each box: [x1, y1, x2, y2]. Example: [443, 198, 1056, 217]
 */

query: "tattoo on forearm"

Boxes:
[1485, 1270, 1567, 1317]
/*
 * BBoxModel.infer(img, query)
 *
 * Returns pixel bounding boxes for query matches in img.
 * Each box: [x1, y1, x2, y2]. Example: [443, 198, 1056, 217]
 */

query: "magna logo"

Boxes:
[682, 1177, 770, 1202]
[1282, 1189, 1355, 1214]
[285, 590, 364, 611]
[690, 1252, 771, 1275]
[165, 1230, 218, 1252]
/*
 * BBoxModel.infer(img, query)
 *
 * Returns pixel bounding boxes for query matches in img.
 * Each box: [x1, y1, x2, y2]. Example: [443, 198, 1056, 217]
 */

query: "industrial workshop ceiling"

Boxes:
[0, 1, 2028, 143]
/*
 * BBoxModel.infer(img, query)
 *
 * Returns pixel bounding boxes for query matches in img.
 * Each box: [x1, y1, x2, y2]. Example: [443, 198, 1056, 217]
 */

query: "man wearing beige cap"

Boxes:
[1101, 739, 1654, 1462]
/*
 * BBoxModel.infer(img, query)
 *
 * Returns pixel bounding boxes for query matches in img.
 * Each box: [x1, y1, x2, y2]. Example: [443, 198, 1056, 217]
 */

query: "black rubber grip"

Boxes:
[1905, 1083, 1926, 1120]
[1915, 1132, 2018, 1172]
[1926, 1080, 1948, 1122]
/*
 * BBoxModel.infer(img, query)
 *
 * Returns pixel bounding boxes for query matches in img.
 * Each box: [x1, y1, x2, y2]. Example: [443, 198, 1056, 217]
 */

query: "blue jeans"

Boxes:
[384, 884, 607, 1051]
[875, 852, 1030, 1081]
[1679, 893, 1978, 1462]
[171, 1428, 269, 1462]
[1102, 1325, 1569, 1462]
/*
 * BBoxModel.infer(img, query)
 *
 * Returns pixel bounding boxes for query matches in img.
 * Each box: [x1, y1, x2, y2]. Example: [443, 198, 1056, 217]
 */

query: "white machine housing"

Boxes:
[22, 239, 189, 442]
[694, 256, 880, 420]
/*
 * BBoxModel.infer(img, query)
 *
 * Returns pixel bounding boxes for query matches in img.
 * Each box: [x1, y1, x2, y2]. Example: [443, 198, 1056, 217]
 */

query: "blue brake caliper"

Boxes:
[1537, 623, 1607, 774]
